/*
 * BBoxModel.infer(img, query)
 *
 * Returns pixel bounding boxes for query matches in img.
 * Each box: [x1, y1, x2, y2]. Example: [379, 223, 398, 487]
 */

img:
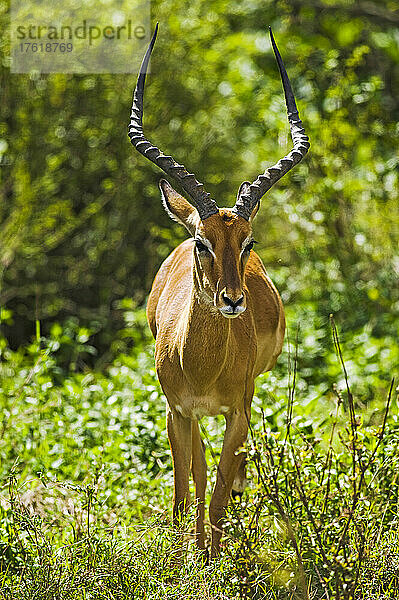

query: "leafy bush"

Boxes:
[1, 0, 398, 356]
[0, 315, 397, 599]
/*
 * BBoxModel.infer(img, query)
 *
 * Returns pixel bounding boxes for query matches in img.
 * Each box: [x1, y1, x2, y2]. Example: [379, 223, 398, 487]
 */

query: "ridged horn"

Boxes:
[233, 27, 310, 221]
[128, 24, 219, 220]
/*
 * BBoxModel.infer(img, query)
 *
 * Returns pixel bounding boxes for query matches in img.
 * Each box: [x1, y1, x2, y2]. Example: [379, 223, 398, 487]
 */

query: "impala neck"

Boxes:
[176, 250, 231, 389]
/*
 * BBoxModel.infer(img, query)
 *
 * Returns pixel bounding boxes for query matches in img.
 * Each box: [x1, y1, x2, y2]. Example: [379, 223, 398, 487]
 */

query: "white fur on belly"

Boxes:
[173, 397, 232, 419]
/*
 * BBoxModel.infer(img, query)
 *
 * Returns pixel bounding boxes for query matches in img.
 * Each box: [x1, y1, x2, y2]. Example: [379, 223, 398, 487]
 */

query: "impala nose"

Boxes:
[219, 290, 246, 317]
[221, 293, 244, 309]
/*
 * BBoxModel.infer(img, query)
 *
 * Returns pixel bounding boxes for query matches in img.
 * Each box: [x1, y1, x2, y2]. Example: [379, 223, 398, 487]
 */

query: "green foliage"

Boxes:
[1, 493, 229, 599]
[0, 322, 170, 516]
[224, 380, 397, 599]
[0, 2, 398, 596]
[0, 0, 398, 355]
[359, 532, 399, 599]
[0, 316, 398, 599]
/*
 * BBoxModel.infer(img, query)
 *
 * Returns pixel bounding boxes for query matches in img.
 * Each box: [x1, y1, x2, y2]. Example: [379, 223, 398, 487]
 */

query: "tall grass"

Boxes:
[0, 317, 397, 599]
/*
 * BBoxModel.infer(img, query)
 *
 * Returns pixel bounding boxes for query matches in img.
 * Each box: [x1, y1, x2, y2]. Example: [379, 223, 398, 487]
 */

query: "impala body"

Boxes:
[128, 24, 309, 556]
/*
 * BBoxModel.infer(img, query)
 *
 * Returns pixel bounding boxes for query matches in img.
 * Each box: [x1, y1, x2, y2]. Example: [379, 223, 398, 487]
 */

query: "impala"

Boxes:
[128, 24, 309, 557]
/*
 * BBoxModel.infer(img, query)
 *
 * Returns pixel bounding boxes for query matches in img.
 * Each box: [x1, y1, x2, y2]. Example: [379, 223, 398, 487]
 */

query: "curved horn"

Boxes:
[128, 24, 219, 220]
[233, 27, 310, 221]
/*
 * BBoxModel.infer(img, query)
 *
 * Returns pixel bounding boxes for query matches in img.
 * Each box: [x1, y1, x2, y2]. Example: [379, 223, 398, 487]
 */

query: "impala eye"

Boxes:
[195, 239, 209, 253]
[244, 240, 255, 253]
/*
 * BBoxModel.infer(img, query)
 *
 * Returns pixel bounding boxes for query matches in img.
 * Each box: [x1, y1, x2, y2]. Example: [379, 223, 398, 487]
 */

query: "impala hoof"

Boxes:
[231, 488, 243, 501]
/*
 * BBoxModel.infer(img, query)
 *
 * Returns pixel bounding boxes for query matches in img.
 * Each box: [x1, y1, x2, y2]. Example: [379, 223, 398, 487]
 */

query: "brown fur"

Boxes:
[147, 183, 285, 556]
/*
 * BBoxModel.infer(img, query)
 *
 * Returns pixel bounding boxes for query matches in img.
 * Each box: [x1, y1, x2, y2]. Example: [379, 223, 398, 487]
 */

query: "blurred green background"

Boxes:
[0, 0, 398, 375]
[0, 4, 398, 595]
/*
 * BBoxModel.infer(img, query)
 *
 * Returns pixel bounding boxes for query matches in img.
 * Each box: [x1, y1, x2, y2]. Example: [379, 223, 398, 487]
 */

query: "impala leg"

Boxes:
[167, 408, 192, 525]
[209, 410, 249, 557]
[191, 419, 207, 550]
[231, 452, 247, 500]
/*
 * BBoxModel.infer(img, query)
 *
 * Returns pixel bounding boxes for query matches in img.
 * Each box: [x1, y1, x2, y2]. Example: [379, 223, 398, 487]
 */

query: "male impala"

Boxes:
[128, 24, 309, 557]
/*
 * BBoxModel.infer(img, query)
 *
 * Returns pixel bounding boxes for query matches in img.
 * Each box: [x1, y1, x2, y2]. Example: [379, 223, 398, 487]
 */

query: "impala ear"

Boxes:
[159, 179, 198, 236]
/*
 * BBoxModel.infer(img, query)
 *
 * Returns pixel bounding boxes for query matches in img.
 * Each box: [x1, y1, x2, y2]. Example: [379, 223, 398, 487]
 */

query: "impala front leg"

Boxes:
[191, 419, 207, 550]
[167, 408, 192, 524]
[209, 409, 249, 557]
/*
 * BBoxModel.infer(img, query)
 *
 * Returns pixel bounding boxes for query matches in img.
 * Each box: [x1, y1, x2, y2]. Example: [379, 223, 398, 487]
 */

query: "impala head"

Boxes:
[128, 24, 310, 318]
[160, 178, 259, 317]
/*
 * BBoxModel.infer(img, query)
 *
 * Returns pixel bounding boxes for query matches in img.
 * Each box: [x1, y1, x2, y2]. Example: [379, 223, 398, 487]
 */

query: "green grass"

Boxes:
[0, 313, 398, 599]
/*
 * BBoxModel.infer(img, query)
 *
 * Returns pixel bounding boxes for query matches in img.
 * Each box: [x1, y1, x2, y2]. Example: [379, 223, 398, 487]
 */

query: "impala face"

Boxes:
[194, 210, 255, 318]
[159, 180, 259, 320]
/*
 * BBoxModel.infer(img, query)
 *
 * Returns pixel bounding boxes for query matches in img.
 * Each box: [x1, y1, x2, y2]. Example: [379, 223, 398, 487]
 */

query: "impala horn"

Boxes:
[129, 26, 309, 222]
[128, 24, 219, 221]
[232, 27, 310, 220]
